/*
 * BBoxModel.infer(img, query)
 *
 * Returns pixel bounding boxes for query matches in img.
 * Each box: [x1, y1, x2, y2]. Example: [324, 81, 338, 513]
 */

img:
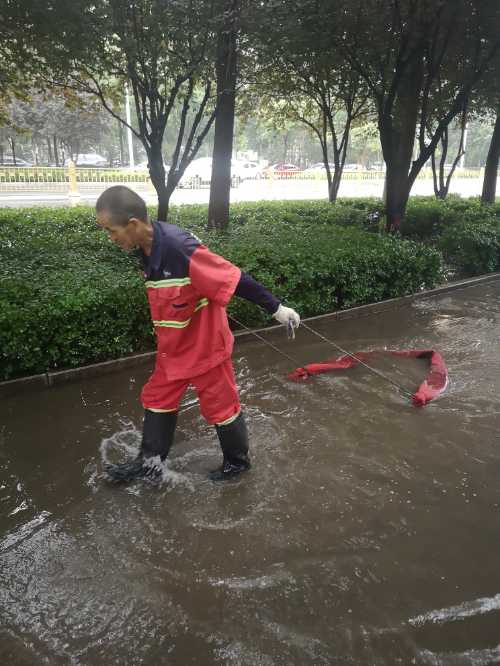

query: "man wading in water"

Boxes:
[96, 186, 300, 482]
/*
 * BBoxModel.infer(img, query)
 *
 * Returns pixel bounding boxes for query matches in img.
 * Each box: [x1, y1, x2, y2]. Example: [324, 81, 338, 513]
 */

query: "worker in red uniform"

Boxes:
[96, 186, 300, 482]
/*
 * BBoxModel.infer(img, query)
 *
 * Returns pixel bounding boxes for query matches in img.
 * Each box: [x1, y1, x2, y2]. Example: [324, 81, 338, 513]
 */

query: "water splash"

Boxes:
[98, 423, 194, 490]
[410, 593, 500, 627]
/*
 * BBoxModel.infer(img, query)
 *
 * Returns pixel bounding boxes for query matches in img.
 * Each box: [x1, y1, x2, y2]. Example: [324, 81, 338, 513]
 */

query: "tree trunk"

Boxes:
[431, 112, 467, 200]
[47, 136, 53, 164]
[53, 135, 60, 166]
[208, 0, 239, 231]
[282, 132, 289, 162]
[382, 122, 415, 233]
[118, 121, 125, 166]
[318, 129, 335, 203]
[384, 165, 410, 232]
[431, 126, 449, 200]
[329, 120, 351, 204]
[380, 53, 423, 232]
[329, 170, 342, 203]
[317, 111, 350, 204]
[481, 107, 500, 205]
[72, 140, 80, 162]
[148, 141, 169, 220]
[10, 137, 17, 164]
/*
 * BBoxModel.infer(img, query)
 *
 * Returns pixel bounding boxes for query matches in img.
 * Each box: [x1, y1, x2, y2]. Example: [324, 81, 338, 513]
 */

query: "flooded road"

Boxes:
[2, 281, 500, 665]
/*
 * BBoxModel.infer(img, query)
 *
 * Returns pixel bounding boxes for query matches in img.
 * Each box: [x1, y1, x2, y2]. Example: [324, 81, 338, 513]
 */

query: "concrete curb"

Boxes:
[2, 271, 500, 398]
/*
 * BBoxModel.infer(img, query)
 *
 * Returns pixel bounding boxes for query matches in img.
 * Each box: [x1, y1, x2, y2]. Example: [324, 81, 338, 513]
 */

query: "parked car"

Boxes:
[72, 153, 108, 167]
[233, 160, 265, 180]
[343, 163, 362, 172]
[123, 161, 170, 174]
[303, 162, 336, 176]
[126, 160, 149, 171]
[179, 157, 242, 188]
[262, 163, 302, 179]
[0, 157, 33, 167]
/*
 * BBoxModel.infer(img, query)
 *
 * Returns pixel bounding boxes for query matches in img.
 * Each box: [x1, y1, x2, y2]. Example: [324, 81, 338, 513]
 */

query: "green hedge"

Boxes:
[401, 196, 500, 240]
[259, 195, 500, 243]
[219, 224, 442, 326]
[0, 202, 443, 380]
[263, 196, 500, 277]
[398, 197, 500, 276]
[437, 220, 500, 276]
[1, 208, 153, 380]
[167, 199, 375, 230]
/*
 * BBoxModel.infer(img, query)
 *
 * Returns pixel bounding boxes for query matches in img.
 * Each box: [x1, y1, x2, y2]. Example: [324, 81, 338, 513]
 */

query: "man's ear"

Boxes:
[127, 216, 144, 231]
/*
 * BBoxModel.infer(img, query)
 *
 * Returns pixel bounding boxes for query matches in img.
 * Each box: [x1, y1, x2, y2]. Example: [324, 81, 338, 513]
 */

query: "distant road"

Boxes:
[0, 176, 494, 208]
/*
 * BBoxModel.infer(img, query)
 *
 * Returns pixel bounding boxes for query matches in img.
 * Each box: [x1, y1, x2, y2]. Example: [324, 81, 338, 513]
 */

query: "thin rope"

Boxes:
[229, 314, 414, 399]
[228, 315, 307, 369]
[300, 321, 414, 399]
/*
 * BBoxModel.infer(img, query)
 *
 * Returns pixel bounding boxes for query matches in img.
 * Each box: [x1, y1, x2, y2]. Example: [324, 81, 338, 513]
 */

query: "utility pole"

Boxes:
[125, 83, 135, 168]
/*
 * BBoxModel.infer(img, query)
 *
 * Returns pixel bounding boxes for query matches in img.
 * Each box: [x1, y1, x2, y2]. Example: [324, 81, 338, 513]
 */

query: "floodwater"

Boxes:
[2, 281, 500, 665]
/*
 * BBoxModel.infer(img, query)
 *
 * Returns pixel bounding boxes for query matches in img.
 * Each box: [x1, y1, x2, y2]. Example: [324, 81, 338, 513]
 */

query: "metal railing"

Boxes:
[263, 167, 483, 181]
[0, 165, 151, 184]
[0, 164, 485, 195]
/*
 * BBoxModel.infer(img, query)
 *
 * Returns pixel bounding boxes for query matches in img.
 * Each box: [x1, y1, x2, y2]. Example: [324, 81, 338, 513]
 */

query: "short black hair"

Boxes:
[95, 186, 148, 226]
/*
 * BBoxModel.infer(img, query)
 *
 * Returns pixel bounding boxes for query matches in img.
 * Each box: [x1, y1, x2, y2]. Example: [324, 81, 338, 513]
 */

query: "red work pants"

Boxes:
[141, 357, 240, 426]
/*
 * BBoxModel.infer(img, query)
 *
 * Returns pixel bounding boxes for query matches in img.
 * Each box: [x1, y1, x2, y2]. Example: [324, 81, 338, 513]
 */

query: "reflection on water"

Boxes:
[2, 281, 500, 664]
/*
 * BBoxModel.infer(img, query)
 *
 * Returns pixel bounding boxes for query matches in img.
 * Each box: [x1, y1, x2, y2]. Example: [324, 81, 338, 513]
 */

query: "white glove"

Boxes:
[273, 304, 301, 338]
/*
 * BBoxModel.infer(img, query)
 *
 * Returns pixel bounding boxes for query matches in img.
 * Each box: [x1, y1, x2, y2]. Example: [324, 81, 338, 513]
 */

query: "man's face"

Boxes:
[96, 210, 138, 251]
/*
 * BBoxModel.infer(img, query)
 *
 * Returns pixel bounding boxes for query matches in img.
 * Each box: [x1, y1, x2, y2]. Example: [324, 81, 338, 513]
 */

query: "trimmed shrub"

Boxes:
[401, 198, 448, 239]
[167, 199, 378, 232]
[401, 196, 500, 240]
[216, 224, 443, 326]
[438, 220, 500, 276]
[1, 208, 153, 380]
[1, 202, 443, 380]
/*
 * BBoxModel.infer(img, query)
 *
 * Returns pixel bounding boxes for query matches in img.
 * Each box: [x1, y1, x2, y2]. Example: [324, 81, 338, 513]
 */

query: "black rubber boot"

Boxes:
[210, 412, 251, 482]
[105, 410, 178, 483]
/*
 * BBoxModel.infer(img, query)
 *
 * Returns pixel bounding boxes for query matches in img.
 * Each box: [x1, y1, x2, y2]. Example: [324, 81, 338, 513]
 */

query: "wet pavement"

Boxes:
[2, 281, 500, 665]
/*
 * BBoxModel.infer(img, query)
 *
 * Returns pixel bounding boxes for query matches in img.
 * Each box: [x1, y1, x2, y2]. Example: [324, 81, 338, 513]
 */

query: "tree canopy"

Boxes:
[28, 0, 225, 218]
[2, 0, 500, 224]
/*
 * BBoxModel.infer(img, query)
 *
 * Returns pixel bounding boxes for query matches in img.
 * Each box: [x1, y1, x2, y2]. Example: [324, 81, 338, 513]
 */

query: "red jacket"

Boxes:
[142, 221, 241, 380]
